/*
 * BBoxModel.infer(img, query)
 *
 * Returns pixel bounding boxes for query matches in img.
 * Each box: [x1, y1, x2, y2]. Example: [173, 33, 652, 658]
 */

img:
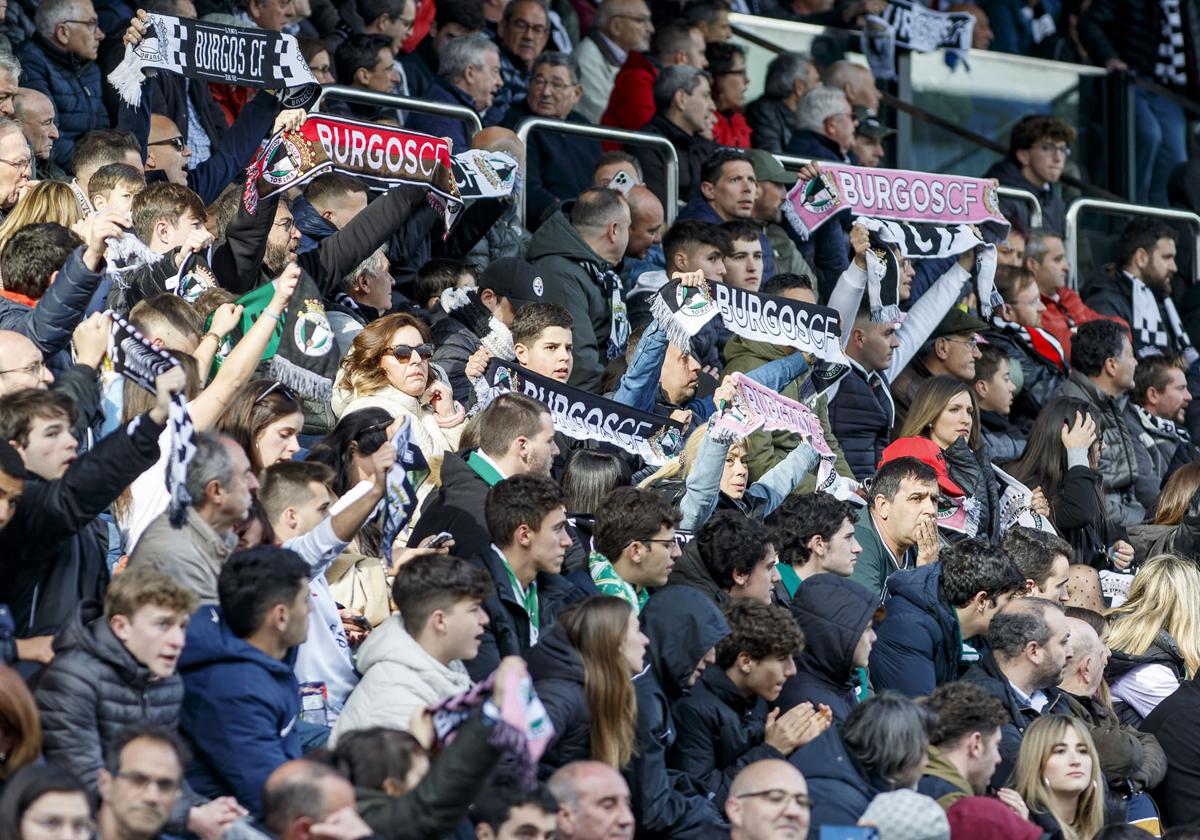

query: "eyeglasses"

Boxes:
[61, 17, 101, 30]
[256, 381, 298, 403]
[509, 19, 548, 35]
[626, 537, 676, 550]
[530, 75, 575, 91]
[735, 789, 814, 809]
[148, 135, 187, 151]
[274, 218, 297, 232]
[611, 13, 653, 23]
[115, 770, 182, 795]
[1035, 143, 1071, 158]
[0, 155, 32, 174]
[943, 336, 979, 350]
[0, 360, 42, 378]
[390, 343, 434, 360]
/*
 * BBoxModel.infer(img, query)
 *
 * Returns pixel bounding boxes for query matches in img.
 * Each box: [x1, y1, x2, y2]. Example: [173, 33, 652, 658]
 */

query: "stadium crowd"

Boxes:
[0, 0, 1198, 838]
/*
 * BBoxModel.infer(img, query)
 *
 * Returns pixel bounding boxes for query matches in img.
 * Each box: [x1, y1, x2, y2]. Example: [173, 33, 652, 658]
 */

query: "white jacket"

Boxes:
[330, 615, 472, 746]
[331, 374, 465, 465]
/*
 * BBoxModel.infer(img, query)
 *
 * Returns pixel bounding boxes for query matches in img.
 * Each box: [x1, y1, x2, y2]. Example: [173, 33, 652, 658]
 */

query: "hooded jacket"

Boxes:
[668, 664, 785, 808]
[527, 209, 619, 392]
[777, 574, 877, 722]
[789, 727, 878, 838]
[1059, 370, 1146, 526]
[983, 157, 1066, 236]
[526, 621, 593, 773]
[332, 614, 472, 746]
[179, 605, 302, 815]
[1105, 629, 1188, 726]
[36, 600, 197, 833]
[628, 586, 730, 838]
[870, 564, 963, 699]
[407, 451, 493, 561]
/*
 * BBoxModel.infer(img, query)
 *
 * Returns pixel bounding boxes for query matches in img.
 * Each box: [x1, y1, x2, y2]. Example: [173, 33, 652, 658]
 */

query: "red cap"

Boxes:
[878, 437, 965, 497]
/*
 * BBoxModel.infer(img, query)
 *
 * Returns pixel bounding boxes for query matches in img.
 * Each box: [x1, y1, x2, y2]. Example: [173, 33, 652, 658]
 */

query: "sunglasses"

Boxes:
[149, 135, 187, 151]
[255, 381, 298, 403]
[390, 343, 434, 360]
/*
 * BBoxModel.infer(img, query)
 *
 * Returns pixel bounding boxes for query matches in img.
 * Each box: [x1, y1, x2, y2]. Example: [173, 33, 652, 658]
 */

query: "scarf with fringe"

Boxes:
[440, 286, 516, 360]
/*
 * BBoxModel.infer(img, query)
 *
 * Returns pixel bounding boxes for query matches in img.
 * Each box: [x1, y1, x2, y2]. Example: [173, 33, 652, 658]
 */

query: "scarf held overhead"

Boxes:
[108, 13, 320, 110]
[651, 278, 846, 364]
[785, 162, 1007, 240]
[478, 359, 685, 466]
[862, 1, 975, 80]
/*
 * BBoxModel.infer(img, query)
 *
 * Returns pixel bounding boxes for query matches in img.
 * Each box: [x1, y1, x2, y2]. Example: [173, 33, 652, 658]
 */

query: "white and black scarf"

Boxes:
[108, 13, 320, 110]
[105, 311, 197, 528]
[1158, 0, 1190, 87]
[380, 420, 425, 567]
[440, 287, 516, 360]
[1133, 402, 1192, 444]
[863, 0, 975, 80]
[1126, 270, 1199, 364]
[584, 263, 630, 360]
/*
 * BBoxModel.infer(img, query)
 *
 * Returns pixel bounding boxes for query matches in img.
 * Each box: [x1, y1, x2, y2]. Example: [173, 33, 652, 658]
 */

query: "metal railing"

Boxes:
[314, 85, 484, 138]
[1065, 199, 1200, 289]
[513, 117, 680, 227]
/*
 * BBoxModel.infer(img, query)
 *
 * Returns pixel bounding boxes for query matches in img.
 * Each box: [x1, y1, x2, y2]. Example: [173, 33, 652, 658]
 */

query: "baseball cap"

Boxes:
[745, 148, 792, 187]
[931, 307, 988, 340]
[879, 437, 965, 497]
[855, 106, 896, 140]
[479, 257, 547, 308]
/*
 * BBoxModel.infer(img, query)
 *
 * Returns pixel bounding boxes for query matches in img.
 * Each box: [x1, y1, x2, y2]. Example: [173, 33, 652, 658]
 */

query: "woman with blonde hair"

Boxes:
[1014, 716, 1105, 840]
[527, 596, 646, 772]
[1104, 554, 1200, 723]
[332, 312, 466, 469]
[0, 181, 83, 258]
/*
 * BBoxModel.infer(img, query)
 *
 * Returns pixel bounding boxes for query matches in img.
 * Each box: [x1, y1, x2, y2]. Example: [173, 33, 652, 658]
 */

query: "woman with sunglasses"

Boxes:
[332, 313, 466, 470]
[218, 378, 307, 472]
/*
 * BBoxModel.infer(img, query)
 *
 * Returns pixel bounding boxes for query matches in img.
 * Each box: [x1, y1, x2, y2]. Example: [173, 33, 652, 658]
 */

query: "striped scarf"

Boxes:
[1158, 0, 1189, 86]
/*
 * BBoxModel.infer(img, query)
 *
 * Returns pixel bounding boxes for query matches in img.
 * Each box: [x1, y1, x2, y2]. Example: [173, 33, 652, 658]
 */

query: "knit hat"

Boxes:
[860, 790, 950, 840]
[945, 796, 1043, 840]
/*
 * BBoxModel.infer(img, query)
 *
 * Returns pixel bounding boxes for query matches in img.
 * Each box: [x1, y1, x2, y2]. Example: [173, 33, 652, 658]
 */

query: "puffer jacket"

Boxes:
[943, 437, 1001, 542]
[1059, 370, 1146, 527]
[870, 564, 963, 699]
[19, 34, 108, 169]
[1105, 629, 1188, 726]
[332, 614, 473, 746]
[777, 573, 877, 722]
[980, 410, 1026, 464]
[628, 586, 729, 838]
[1063, 690, 1167, 794]
[36, 601, 198, 833]
[527, 209, 619, 392]
[789, 727, 878, 839]
[527, 622, 592, 773]
[668, 664, 784, 808]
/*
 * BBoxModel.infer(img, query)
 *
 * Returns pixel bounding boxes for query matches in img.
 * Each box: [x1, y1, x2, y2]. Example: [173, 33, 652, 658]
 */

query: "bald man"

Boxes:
[13, 89, 61, 179]
[726, 760, 810, 840]
[548, 761, 635, 840]
[825, 61, 880, 114]
[0, 332, 53, 395]
[625, 185, 664, 261]
[261, 760, 373, 840]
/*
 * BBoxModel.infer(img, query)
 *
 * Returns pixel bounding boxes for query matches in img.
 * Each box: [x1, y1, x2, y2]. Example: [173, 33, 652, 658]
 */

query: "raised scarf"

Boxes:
[862, 1, 975, 80]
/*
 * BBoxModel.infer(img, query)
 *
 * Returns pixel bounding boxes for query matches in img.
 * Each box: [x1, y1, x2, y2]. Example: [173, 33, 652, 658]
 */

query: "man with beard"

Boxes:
[961, 598, 1075, 788]
[1129, 355, 1198, 512]
[1084, 218, 1195, 361]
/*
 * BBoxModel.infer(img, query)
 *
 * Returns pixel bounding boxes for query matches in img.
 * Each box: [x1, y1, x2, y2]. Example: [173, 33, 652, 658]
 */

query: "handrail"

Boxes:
[314, 85, 484, 137]
[513, 117, 680, 227]
[1064, 199, 1200, 289]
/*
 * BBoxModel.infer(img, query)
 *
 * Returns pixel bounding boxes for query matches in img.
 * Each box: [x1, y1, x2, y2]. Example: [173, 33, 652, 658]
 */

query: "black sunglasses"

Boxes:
[148, 136, 187, 151]
[390, 343, 434, 360]
[255, 381, 297, 404]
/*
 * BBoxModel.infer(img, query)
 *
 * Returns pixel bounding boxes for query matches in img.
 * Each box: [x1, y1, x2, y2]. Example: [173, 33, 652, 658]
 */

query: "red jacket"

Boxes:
[712, 110, 751, 148]
[601, 51, 658, 134]
[1040, 286, 1128, 361]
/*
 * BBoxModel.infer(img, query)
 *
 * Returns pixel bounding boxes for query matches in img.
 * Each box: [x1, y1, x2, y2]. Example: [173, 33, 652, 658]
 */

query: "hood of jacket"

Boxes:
[54, 599, 154, 686]
[1106, 629, 1188, 683]
[178, 605, 296, 678]
[791, 574, 878, 684]
[665, 541, 723, 601]
[526, 209, 611, 269]
[291, 195, 338, 255]
[353, 614, 471, 687]
[525, 621, 585, 686]
[640, 585, 729, 701]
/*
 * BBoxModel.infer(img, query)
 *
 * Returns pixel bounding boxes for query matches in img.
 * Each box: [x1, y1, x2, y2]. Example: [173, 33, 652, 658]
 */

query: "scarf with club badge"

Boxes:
[108, 13, 320, 110]
[105, 311, 197, 528]
[862, 0, 975, 81]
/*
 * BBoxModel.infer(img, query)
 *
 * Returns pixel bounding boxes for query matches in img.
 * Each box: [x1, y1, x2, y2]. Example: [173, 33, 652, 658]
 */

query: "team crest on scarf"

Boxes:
[260, 132, 318, 187]
[648, 425, 684, 464]
[177, 262, 218, 303]
[799, 172, 841, 214]
[675, 279, 718, 317]
[293, 299, 334, 357]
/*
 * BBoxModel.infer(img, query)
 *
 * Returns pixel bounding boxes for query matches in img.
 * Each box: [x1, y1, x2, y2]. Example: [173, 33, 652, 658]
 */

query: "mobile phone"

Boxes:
[819, 828, 879, 840]
[349, 615, 371, 631]
[428, 531, 454, 548]
[607, 170, 635, 195]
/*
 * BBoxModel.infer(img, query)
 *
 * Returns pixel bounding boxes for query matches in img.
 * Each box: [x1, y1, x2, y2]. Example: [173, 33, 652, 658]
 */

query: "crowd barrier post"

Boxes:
[1065, 199, 1200, 289]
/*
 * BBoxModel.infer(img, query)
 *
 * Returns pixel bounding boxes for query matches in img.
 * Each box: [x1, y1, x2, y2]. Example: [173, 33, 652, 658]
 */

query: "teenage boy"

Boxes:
[671, 511, 780, 605]
[720, 220, 765, 292]
[37, 567, 244, 837]
[589, 486, 682, 613]
[1002, 526, 1073, 604]
[972, 343, 1024, 463]
[332, 554, 493, 744]
[627, 219, 728, 332]
[512, 303, 575, 383]
[473, 474, 580, 679]
[670, 599, 823, 808]
[766, 493, 862, 603]
[986, 264, 1067, 426]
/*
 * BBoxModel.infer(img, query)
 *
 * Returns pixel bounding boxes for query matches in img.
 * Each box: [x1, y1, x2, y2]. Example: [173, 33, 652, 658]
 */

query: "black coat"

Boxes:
[430, 317, 483, 406]
[983, 158, 1067, 236]
[406, 452, 491, 560]
[527, 622, 592, 773]
[744, 96, 797, 154]
[776, 574, 877, 723]
[35, 601, 198, 833]
[631, 113, 717, 208]
[870, 564, 963, 699]
[502, 101, 602, 227]
[1082, 268, 1195, 360]
[961, 650, 1074, 788]
[1079, 0, 1200, 91]
[789, 731, 878, 840]
[629, 586, 730, 838]
[1140, 678, 1200, 828]
[668, 666, 785, 807]
[0, 412, 166, 636]
[829, 365, 893, 482]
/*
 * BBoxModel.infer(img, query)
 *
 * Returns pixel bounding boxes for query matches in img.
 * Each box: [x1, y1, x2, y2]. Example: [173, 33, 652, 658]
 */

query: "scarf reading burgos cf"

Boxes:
[243, 115, 464, 229]
[107, 13, 320, 110]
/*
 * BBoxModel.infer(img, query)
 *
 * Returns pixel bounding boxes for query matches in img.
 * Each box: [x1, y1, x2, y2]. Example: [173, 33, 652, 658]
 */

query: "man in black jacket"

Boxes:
[982, 115, 1074, 236]
[0, 365, 183, 637]
[668, 511, 780, 606]
[961, 598, 1075, 788]
[631, 64, 716, 207]
[744, 51, 817, 154]
[669, 599, 824, 808]
[408, 392, 557, 559]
